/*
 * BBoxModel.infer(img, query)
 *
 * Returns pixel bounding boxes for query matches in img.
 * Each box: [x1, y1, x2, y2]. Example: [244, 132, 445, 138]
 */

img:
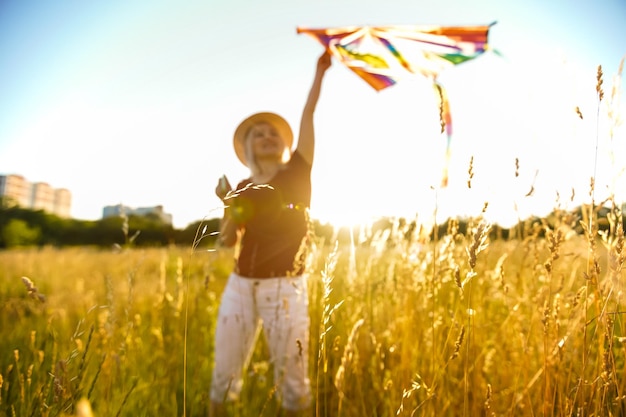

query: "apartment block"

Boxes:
[0, 174, 72, 218]
[54, 188, 72, 218]
[31, 182, 55, 212]
[0, 174, 30, 207]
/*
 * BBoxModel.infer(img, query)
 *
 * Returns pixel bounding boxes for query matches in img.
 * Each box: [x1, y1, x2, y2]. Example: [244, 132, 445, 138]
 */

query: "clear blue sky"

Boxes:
[1, 0, 625, 228]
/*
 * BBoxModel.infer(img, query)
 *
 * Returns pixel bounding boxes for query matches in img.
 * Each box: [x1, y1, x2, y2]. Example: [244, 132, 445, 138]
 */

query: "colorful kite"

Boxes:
[297, 23, 496, 187]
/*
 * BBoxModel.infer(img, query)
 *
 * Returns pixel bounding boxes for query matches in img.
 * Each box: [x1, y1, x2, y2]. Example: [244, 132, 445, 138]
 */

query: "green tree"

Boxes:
[1, 218, 41, 247]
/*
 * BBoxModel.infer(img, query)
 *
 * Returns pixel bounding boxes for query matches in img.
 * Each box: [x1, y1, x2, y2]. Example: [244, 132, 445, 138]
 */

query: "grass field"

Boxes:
[1, 202, 624, 416]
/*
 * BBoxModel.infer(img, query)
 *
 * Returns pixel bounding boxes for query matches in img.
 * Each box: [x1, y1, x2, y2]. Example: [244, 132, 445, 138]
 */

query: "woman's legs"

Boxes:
[209, 275, 311, 415]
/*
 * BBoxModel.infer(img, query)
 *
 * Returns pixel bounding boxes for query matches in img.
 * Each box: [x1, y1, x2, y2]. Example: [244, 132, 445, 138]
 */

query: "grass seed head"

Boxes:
[450, 325, 465, 360]
[20, 276, 46, 302]
[467, 222, 491, 269]
[467, 156, 474, 188]
[596, 65, 605, 101]
[575, 106, 584, 119]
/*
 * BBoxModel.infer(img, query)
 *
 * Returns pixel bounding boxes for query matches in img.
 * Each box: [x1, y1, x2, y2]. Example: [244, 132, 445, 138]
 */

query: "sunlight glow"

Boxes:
[309, 54, 625, 230]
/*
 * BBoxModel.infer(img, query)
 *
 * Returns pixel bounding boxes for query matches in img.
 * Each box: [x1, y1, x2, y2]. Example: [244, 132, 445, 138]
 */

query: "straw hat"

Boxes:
[233, 112, 293, 166]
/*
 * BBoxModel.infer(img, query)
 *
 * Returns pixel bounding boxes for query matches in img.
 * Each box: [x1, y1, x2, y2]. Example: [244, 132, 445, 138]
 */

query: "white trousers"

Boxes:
[210, 273, 312, 411]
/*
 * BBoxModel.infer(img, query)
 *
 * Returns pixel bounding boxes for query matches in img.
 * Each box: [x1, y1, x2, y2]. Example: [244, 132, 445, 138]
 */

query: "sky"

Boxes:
[1, 0, 625, 229]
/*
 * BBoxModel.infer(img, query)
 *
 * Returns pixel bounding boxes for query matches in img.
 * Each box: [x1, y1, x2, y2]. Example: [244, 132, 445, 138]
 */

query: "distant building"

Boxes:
[31, 182, 54, 212]
[102, 204, 173, 225]
[0, 174, 30, 207]
[54, 188, 72, 218]
[0, 174, 72, 218]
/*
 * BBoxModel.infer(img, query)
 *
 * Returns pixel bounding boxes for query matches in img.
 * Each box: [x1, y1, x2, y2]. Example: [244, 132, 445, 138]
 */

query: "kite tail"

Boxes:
[434, 82, 452, 188]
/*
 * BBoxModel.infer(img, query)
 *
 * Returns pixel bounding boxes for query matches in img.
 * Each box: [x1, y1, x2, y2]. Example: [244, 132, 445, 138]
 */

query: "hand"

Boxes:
[215, 175, 232, 201]
[317, 51, 332, 74]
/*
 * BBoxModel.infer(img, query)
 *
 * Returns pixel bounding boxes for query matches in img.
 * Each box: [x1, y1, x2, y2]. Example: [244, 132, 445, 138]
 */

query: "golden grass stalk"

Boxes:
[468, 223, 490, 269]
[20, 276, 46, 302]
[334, 318, 365, 414]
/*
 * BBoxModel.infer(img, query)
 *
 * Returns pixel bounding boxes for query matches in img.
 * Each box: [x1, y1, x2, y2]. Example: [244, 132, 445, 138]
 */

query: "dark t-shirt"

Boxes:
[229, 151, 311, 278]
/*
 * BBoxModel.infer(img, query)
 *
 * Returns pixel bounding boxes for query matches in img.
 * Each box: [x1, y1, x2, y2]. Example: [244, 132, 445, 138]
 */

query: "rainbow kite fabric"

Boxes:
[297, 23, 496, 187]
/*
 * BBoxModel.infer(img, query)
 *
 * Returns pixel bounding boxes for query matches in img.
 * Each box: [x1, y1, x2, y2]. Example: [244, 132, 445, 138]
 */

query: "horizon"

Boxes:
[2, 170, 624, 232]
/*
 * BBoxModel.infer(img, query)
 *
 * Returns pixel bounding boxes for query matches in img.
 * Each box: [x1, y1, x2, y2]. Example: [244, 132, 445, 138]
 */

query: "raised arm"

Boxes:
[295, 51, 331, 166]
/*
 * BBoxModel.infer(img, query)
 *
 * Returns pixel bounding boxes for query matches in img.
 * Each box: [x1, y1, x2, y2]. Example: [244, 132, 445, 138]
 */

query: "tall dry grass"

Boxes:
[1, 201, 624, 417]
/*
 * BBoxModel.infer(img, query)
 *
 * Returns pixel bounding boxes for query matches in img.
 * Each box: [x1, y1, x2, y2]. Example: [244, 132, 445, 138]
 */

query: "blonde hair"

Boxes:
[243, 130, 262, 177]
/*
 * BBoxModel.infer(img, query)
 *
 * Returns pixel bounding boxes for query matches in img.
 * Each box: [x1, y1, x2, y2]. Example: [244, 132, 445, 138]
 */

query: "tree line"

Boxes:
[0, 197, 402, 249]
[0, 198, 219, 248]
[1, 197, 622, 249]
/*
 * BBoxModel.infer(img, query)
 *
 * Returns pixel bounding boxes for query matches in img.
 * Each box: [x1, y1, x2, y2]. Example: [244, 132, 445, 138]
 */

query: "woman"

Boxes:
[209, 51, 331, 417]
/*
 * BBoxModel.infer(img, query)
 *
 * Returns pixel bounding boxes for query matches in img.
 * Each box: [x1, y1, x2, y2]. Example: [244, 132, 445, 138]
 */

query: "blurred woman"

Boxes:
[209, 51, 331, 417]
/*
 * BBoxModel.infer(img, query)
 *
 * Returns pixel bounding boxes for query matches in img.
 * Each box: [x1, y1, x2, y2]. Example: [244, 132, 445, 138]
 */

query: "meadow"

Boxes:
[1, 62, 624, 417]
[0, 200, 624, 417]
